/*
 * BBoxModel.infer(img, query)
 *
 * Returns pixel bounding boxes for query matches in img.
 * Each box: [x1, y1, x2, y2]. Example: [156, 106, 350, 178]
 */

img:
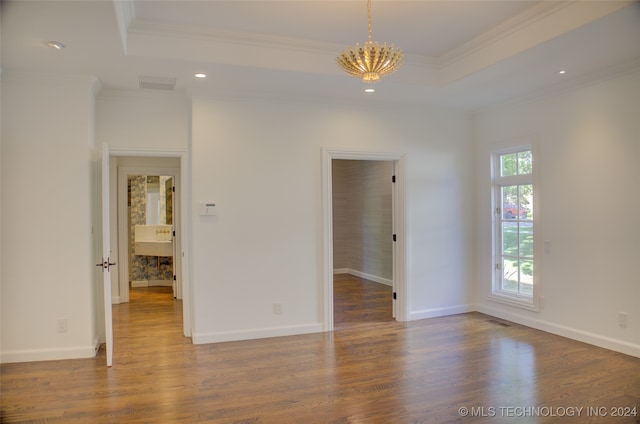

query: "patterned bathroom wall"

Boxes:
[158, 176, 173, 225]
[164, 176, 173, 225]
[128, 175, 173, 284]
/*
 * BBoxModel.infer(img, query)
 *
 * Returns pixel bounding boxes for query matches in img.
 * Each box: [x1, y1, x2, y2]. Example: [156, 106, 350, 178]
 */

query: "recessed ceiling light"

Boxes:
[45, 41, 65, 50]
[364, 87, 375, 93]
[194, 73, 207, 78]
[558, 70, 567, 75]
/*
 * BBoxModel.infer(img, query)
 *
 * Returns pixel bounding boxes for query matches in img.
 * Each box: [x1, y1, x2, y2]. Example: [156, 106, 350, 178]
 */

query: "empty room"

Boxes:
[1, 1, 639, 422]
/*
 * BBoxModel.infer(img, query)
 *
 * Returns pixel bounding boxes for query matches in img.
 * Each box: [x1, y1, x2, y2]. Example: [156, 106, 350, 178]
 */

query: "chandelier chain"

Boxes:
[367, 0, 373, 42]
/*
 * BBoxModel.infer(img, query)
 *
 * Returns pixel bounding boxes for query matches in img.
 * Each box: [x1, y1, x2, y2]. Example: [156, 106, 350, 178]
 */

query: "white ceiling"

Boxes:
[2, 0, 640, 110]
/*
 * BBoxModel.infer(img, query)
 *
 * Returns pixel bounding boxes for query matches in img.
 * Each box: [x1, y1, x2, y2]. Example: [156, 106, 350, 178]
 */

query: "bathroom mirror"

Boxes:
[145, 176, 173, 225]
[127, 175, 173, 226]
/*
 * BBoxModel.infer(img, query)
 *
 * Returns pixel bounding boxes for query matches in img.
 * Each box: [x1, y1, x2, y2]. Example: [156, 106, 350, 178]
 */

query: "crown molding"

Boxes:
[127, 19, 440, 86]
[123, 2, 635, 95]
[112, 0, 136, 55]
[438, 0, 634, 86]
[128, 19, 342, 56]
[439, 1, 573, 68]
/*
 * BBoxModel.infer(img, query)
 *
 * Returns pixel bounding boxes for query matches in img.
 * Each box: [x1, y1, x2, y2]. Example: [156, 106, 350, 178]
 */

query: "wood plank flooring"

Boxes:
[2, 279, 639, 423]
[333, 273, 393, 329]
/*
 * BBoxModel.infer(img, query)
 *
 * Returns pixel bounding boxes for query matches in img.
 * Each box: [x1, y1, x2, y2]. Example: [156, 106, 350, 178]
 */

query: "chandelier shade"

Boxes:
[336, 0, 403, 82]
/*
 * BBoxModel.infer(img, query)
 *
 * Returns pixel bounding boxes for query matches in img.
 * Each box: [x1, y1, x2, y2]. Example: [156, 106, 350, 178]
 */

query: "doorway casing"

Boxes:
[322, 148, 407, 331]
[107, 147, 192, 337]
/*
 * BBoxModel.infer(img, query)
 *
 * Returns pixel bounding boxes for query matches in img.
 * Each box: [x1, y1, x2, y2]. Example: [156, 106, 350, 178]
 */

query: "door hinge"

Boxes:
[173, 275, 176, 281]
[173, 230, 176, 237]
[495, 207, 501, 215]
[172, 186, 175, 193]
[393, 292, 397, 300]
[392, 175, 396, 183]
[392, 234, 397, 242]
[495, 263, 501, 270]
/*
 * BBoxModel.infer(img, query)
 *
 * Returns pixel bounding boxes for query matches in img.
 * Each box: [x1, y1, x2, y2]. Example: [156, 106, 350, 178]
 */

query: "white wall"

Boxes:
[474, 69, 640, 356]
[1, 73, 100, 362]
[191, 98, 474, 343]
[1, 85, 473, 360]
[96, 91, 190, 151]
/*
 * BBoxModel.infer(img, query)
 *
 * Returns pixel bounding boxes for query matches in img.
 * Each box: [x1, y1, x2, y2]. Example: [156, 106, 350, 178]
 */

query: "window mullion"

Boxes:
[495, 174, 531, 186]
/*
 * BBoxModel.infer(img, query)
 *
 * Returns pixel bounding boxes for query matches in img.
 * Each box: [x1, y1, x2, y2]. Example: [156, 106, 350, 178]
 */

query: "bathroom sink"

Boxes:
[134, 225, 173, 257]
[134, 240, 173, 257]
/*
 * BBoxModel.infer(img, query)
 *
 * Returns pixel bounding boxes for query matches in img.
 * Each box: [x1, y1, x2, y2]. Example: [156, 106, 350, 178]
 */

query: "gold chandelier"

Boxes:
[336, 0, 404, 83]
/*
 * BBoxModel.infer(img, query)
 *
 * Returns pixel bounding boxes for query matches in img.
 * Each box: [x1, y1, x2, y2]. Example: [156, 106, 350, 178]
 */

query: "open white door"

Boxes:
[99, 143, 114, 367]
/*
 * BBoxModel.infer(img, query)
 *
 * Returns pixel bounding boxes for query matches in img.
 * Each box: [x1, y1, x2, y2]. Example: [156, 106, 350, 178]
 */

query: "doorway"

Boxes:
[116, 161, 181, 304]
[106, 151, 191, 339]
[322, 148, 407, 332]
[125, 174, 176, 294]
[332, 159, 394, 327]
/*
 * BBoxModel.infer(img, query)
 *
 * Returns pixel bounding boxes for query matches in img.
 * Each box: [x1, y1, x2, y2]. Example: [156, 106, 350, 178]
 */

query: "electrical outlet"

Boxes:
[619, 312, 628, 328]
[57, 319, 68, 333]
[273, 302, 283, 315]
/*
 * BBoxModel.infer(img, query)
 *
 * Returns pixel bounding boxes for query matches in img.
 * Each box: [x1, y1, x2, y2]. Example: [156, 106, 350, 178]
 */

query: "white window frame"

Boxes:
[489, 143, 540, 311]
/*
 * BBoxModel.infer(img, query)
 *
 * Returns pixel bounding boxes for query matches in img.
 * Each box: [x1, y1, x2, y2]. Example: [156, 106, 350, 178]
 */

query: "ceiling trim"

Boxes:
[128, 20, 342, 55]
[126, 19, 439, 85]
[439, 1, 572, 67]
[438, 0, 634, 85]
[112, 0, 136, 55]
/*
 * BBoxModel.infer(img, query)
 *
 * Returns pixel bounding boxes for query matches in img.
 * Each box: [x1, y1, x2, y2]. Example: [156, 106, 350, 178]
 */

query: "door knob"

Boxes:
[96, 259, 116, 270]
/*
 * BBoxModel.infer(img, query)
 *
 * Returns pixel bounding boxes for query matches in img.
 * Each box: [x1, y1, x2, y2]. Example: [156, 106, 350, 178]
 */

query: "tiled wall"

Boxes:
[128, 176, 173, 284]
[332, 160, 393, 281]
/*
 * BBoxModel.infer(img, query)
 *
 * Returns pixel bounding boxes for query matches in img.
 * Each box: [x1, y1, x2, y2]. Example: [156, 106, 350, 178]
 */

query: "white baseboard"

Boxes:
[333, 268, 393, 287]
[132, 279, 172, 288]
[193, 323, 323, 345]
[149, 279, 172, 287]
[410, 304, 475, 321]
[1, 342, 99, 364]
[476, 304, 640, 358]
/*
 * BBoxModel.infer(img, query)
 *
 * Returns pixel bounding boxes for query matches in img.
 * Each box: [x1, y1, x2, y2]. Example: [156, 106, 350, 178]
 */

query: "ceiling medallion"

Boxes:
[336, 0, 403, 83]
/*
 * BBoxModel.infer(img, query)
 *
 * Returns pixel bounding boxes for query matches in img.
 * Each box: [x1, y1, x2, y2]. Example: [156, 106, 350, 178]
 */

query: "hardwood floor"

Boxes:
[2, 281, 639, 423]
[333, 273, 393, 329]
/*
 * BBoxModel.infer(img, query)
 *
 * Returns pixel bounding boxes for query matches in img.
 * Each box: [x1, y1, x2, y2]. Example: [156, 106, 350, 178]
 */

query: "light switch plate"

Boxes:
[200, 202, 216, 216]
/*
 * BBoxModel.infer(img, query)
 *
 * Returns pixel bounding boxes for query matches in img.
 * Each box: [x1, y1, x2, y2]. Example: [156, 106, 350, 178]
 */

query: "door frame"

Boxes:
[322, 148, 407, 331]
[100, 144, 114, 366]
[117, 166, 181, 302]
[107, 147, 192, 337]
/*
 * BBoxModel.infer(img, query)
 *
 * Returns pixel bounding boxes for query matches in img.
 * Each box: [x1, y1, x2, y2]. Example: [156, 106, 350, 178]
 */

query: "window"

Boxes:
[491, 146, 537, 310]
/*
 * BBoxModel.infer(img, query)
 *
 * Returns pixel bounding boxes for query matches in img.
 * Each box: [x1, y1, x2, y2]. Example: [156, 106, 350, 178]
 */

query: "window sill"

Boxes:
[489, 291, 539, 312]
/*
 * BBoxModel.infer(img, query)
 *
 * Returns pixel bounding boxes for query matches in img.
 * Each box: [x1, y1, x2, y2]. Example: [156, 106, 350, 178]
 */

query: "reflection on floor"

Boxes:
[333, 273, 393, 329]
